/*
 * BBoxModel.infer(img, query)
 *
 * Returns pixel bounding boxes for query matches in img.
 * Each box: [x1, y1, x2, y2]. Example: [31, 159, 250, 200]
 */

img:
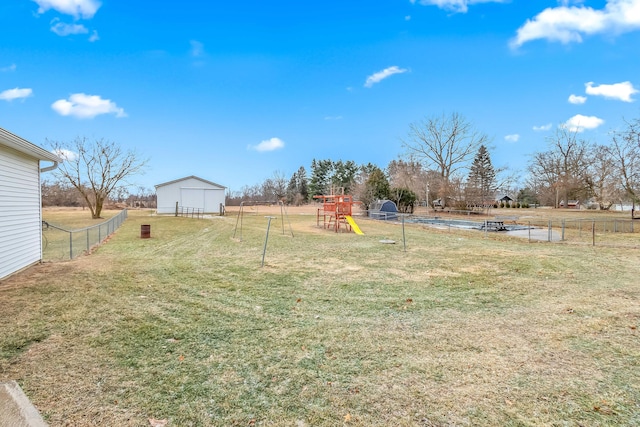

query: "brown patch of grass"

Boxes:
[1, 209, 639, 426]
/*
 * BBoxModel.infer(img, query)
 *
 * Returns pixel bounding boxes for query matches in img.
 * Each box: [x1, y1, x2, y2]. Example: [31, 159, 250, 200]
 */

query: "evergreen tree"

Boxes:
[286, 166, 310, 205]
[332, 160, 359, 194]
[467, 145, 496, 206]
[296, 166, 309, 201]
[391, 187, 417, 213]
[309, 159, 334, 197]
[357, 166, 391, 210]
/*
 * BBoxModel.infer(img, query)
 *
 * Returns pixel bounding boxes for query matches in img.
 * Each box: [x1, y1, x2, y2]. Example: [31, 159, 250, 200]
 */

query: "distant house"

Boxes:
[497, 195, 513, 205]
[155, 176, 226, 215]
[0, 127, 59, 280]
[560, 200, 580, 209]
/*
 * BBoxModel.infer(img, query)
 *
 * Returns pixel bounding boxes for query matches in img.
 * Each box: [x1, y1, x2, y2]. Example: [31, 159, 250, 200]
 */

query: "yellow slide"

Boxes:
[345, 215, 364, 235]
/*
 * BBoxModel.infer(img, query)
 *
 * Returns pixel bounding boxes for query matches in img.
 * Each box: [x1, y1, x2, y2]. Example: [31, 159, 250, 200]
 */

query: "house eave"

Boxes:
[0, 127, 61, 163]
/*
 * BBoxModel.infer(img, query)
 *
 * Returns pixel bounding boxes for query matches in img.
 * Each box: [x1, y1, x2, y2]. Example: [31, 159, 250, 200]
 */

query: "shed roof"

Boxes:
[0, 127, 60, 162]
[155, 175, 226, 189]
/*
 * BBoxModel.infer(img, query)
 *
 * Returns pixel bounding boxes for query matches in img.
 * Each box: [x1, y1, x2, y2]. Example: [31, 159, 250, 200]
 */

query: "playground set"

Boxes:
[314, 191, 363, 235]
[232, 200, 294, 241]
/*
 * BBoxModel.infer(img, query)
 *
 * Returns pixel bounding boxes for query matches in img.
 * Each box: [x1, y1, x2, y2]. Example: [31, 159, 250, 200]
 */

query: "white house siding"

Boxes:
[0, 145, 42, 279]
[155, 176, 225, 214]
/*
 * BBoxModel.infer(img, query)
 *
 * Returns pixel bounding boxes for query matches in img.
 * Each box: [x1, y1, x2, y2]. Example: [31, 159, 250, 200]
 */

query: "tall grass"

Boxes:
[1, 210, 639, 426]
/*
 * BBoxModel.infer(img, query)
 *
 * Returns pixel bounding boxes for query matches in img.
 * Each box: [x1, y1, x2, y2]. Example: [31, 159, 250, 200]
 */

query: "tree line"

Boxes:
[230, 112, 640, 215]
[526, 118, 640, 210]
[44, 112, 640, 218]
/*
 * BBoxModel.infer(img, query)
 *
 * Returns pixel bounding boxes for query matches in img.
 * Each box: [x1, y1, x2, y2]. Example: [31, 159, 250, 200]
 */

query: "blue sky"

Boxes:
[1, 0, 639, 194]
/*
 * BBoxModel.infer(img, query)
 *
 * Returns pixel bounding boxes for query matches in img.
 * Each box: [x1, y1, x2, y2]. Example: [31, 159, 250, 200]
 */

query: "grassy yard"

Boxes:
[1, 209, 639, 426]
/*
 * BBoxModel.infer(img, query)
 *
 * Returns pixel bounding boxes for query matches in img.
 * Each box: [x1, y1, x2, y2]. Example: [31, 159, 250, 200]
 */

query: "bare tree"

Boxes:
[527, 127, 592, 208]
[584, 145, 618, 210]
[49, 137, 148, 219]
[261, 171, 288, 201]
[402, 112, 488, 206]
[41, 179, 84, 207]
[402, 112, 488, 179]
[387, 158, 427, 202]
[610, 117, 640, 214]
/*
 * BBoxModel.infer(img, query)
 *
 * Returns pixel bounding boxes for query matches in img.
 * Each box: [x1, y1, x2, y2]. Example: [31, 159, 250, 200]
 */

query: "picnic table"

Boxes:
[482, 220, 506, 231]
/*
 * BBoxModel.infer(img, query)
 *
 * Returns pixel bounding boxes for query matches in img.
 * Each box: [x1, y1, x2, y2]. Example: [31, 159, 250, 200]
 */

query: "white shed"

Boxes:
[155, 176, 226, 215]
[0, 127, 59, 280]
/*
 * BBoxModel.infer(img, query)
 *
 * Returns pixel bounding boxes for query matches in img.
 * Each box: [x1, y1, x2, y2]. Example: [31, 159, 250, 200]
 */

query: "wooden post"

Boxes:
[175, 201, 179, 217]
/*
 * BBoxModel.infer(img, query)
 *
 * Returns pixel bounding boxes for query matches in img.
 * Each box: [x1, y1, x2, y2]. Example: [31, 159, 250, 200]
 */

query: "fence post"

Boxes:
[69, 232, 73, 259]
[548, 220, 552, 242]
[592, 220, 595, 246]
[86, 228, 90, 252]
[528, 221, 531, 243]
[262, 216, 276, 267]
[579, 219, 582, 237]
[561, 219, 565, 241]
[402, 214, 406, 252]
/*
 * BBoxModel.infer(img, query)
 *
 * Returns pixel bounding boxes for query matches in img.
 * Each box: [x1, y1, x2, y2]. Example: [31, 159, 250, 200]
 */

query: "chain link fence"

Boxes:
[42, 209, 128, 261]
[381, 212, 640, 248]
[521, 217, 638, 247]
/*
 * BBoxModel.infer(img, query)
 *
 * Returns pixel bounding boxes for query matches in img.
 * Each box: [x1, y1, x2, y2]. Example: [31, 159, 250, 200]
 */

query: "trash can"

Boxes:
[141, 224, 151, 239]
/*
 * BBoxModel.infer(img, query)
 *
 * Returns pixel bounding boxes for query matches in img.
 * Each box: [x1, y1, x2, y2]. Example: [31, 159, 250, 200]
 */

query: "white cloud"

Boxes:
[52, 148, 78, 161]
[190, 40, 205, 57]
[364, 66, 408, 88]
[1, 64, 16, 72]
[568, 94, 587, 104]
[585, 81, 638, 102]
[248, 137, 285, 152]
[511, 0, 640, 48]
[33, 0, 101, 19]
[89, 30, 99, 42]
[563, 114, 604, 132]
[410, 0, 507, 13]
[50, 19, 88, 36]
[505, 134, 520, 142]
[51, 93, 126, 119]
[0, 87, 33, 101]
[533, 123, 552, 131]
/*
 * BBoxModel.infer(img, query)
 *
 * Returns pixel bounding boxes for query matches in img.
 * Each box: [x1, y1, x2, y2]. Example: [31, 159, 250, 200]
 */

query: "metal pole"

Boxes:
[402, 214, 406, 252]
[561, 219, 565, 241]
[426, 183, 429, 216]
[528, 221, 531, 243]
[548, 219, 552, 242]
[262, 216, 276, 267]
[592, 220, 596, 246]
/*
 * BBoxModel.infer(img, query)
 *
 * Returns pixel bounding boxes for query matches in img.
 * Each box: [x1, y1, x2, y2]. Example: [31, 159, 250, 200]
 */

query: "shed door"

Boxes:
[180, 188, 206, 210]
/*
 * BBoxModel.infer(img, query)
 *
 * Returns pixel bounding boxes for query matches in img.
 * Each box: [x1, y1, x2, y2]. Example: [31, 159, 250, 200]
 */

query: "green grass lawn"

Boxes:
[1, 210, 639, 426]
